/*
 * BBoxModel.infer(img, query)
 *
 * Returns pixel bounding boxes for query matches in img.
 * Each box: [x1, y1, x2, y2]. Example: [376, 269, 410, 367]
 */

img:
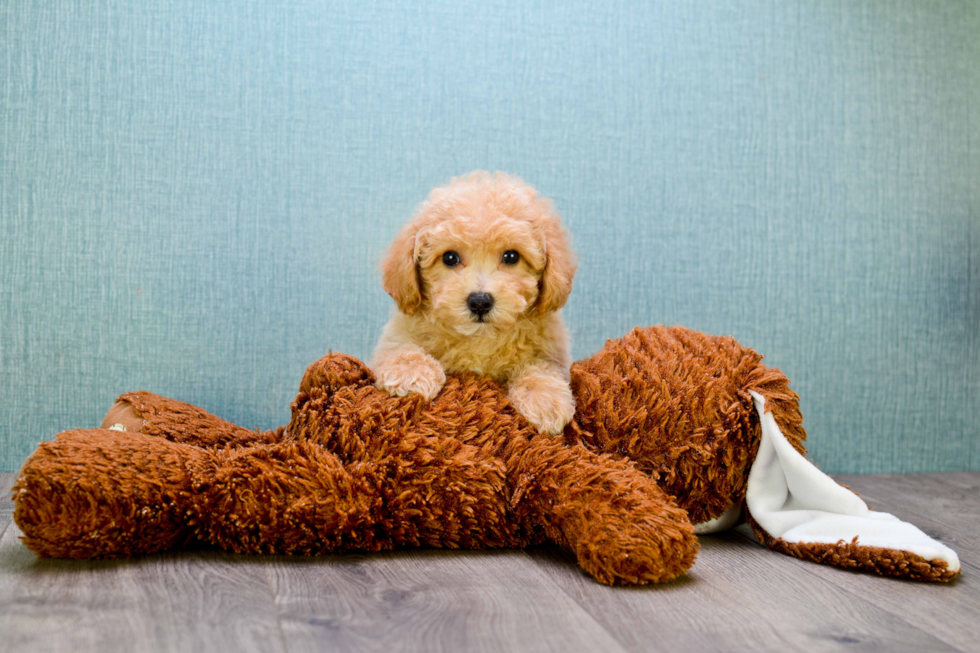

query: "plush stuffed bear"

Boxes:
[12, 325, 959, 585]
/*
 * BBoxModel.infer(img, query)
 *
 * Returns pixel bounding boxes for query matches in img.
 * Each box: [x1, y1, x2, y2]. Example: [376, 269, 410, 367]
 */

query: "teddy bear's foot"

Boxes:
[101, 391, 279, 448]
[101, 400, 143, 432]
[511, 436, 699, 585]
[13, 429, 213, 558]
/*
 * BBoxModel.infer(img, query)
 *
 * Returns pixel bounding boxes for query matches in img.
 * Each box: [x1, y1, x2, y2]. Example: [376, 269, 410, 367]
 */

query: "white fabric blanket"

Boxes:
[695, 392, 959, 575]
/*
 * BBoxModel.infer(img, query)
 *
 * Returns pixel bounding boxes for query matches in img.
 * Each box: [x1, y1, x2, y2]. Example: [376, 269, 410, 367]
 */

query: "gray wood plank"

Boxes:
[268, 547, 628, 653]
[747, 473, 979, 653]
[3, 471, 978, 653]
[834, 473, 979, 566]
[1, 473, 15, 545]
[123, 549, 287, 653]
[0, 520, 286, 653]
[1, 472, 14, 524]
[841, 473, 980, 532]
[735, 524, 980, 653]
[528, 530, 960, 653]
[1, 525, 163, 653]
[926, 472, 980, 493]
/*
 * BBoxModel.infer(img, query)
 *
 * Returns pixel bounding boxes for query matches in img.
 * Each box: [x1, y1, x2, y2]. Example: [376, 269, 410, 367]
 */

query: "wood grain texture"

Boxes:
[0, 473, 12, 543]
[0, 529, 289, 653]
[529, 534, 958, 653]
[1, 473, 285, 653]
[840, 473, 980, 547]
[268, 549, 626, 653]
[1, 473, 977, 652]
[765, 474, 980, 653]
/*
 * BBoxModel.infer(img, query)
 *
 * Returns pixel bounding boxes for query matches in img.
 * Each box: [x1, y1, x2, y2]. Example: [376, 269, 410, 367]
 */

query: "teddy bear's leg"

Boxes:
[13, 429, 212, 558]
[100, 391, 280, 447]
[508, 436, 699, 585]
[101, 398, 145, 433]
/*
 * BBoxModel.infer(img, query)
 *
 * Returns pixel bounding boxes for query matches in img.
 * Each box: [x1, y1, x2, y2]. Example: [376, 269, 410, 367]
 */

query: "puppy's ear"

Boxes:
[535, 215, 577, 314]
[381, 220, 424, 315]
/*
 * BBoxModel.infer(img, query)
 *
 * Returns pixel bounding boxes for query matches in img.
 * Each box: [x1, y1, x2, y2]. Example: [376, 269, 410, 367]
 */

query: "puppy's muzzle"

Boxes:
[466, 292, 494, 319]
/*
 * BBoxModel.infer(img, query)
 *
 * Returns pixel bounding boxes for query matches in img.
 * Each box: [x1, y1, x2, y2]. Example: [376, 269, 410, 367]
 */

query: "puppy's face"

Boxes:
[381, 172, 576, 335]
[417, 216, 544, 335]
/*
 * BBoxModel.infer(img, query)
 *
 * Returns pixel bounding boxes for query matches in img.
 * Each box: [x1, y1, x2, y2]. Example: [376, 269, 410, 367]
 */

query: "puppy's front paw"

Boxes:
[373, 350, 446, 400]
[507, 369, 576, 435]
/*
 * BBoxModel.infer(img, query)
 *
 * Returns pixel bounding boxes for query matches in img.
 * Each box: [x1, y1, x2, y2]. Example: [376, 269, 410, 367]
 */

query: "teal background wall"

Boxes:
[1, 1, 977, 473]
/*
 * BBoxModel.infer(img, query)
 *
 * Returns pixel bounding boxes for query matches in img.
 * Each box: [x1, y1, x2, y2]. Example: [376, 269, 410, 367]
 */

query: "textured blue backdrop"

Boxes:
[1, 0, 977, 473]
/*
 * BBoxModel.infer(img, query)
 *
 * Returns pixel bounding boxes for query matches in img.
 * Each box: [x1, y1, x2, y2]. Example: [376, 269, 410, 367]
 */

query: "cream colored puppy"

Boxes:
[371, 171, 577, 434]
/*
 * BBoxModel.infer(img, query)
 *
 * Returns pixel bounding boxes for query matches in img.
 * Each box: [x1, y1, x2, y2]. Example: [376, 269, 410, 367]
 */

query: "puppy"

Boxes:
[370, 171, 577, 434]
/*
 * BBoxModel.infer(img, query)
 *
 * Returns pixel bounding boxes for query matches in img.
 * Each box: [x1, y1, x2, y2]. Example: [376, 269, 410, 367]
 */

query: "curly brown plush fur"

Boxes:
[14, 325, 949, 585]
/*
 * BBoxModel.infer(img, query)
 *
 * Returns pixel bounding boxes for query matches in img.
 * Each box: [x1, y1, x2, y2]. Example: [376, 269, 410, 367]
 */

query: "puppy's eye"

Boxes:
[502, 250, 520, 265]
[442, 251, 461, 267]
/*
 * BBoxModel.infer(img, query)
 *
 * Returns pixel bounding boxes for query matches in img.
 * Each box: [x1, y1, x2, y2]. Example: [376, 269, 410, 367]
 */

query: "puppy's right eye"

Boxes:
[442, 251, 461, 267]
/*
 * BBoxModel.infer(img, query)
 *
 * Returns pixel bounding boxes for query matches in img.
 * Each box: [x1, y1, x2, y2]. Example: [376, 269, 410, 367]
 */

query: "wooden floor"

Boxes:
[1, 472, 977, 653]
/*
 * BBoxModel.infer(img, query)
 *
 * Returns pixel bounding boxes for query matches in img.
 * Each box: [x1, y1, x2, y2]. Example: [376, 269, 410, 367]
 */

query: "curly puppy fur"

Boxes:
[371, 171, 578, 434]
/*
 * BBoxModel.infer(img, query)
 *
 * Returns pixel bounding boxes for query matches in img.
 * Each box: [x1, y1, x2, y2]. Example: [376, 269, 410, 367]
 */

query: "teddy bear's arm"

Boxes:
[507, 435, 699, 585]
[297, 352, 376, 396]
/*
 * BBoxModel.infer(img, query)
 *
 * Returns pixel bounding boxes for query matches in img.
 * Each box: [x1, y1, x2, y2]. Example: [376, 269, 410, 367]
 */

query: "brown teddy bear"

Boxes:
[11, 325, 959, 585]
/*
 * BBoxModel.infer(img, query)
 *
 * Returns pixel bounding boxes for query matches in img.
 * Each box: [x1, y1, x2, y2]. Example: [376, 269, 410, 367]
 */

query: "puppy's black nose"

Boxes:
[466, 292, 494, 317]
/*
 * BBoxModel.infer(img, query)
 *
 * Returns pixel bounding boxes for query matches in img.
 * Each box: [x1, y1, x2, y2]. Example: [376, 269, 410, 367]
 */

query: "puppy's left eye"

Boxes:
[501, 250, 520, 265]
[442, 251, 461, 267]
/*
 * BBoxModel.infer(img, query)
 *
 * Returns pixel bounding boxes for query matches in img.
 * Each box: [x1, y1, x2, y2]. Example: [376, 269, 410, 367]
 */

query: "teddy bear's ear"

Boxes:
[535, 212, 577, 314]
[380, 219, 424, 316]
